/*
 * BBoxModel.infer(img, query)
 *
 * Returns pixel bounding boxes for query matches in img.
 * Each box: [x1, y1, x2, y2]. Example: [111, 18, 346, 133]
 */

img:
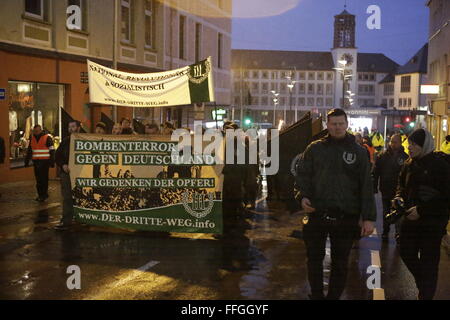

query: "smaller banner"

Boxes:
[88, 57, 215, 108]
[69, 133, 224, 234]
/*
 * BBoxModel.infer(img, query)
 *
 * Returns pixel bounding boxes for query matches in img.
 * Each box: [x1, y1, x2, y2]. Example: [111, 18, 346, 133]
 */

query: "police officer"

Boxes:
[54, 120, 81, 230]
[25, 125, 55, 202]
[296, 108, 376, 300]
[395, 128, 450, 300]
[373, 133, 408, 241]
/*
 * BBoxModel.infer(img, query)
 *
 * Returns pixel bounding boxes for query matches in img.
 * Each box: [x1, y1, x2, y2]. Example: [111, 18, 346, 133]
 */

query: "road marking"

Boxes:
[371, 250, 381, 267]
[373, 288, 385, 300]
[255, 196, 267, 205]
[87, 260, 160, 300]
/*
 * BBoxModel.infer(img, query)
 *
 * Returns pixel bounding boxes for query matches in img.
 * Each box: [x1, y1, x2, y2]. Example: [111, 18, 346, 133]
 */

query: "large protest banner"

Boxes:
[69, 133, 224, 234]
[88, 57, 215, 107]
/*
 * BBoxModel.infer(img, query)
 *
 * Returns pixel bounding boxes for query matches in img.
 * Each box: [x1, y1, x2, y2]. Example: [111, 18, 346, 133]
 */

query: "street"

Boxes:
[0, 178, 449, 300]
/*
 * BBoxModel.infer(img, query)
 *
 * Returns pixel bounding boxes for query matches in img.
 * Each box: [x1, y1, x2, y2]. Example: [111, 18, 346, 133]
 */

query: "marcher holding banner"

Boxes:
[55, 120, 81, 230]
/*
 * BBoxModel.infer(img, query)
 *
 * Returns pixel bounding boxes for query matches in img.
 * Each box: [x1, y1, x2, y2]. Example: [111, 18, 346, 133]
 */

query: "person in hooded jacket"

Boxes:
[394, 128, 450, 300]
[373, 133, 409, 241]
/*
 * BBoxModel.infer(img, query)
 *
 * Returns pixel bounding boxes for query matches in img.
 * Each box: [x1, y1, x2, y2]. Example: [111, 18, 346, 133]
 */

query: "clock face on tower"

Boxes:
[341, 53, 354, 66]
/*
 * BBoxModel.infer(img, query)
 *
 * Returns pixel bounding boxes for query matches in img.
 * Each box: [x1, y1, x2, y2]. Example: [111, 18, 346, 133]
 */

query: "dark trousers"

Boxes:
[59, 170, 74, 226]
[399, 220, 444, 300]
[303, 214, 359, 299]
[33, 160, 50, 199]
[382, 197, 400, 236]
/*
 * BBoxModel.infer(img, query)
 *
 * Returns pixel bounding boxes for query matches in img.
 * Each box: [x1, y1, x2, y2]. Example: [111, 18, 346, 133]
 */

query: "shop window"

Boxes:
[8, 81, 64, 169]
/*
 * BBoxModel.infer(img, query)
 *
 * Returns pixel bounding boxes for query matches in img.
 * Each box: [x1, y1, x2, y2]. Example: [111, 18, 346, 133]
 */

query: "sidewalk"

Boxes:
[0, 179, 62, 220]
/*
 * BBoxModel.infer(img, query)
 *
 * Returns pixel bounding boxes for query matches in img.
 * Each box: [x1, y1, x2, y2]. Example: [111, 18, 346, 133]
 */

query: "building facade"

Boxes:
[0, 0, 231, 183]
[231, 9, 398, 132]
[426, 0, 450, 149]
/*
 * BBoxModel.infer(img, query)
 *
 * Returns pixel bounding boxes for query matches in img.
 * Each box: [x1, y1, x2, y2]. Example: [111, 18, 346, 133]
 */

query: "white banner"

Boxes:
[87, 57, 215, 108]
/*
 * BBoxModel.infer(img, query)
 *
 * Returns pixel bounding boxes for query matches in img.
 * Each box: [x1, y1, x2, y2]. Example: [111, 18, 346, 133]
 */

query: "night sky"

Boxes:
[232, 0, 429, 65]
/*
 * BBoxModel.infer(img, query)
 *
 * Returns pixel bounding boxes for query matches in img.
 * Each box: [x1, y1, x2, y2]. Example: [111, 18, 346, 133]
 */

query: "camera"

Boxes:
[385, 197, 407, 225]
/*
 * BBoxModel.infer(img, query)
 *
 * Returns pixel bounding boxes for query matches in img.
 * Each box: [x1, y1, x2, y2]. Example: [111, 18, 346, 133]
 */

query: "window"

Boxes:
[317, 84, 324, 95]
[389, 99, 394, 107]
[252, 70, 259, 78]
[25, 0, 44, 20]
[271, 71, 278, 79]
[251, 82, 259, 92]
[308, 72, 315, 80]
[381, 99, 388, 107]
[195, 23, 202, 62]
[317, 98, 323, 106]
[261, 83, 268, 94]
[358, 85, 375, 96]
[270, 83, 277, 91]
[243, 71, 249, 79]
[261, 97, 268, 105]
[145, 0, 154, 48]
[307, 83, 315, 94]
[298, 83, 305, 94]
[298, 97, 305, 106]
[251, 97, 259, 106]
[8, 81, 64, 169]
[408, 98, 412, 107]
[262, 71, 268, 79]
[401, 75, 411, 92]
[326, 98, 333, 106]
[326, 84, 332, 95]
[217, 32, 223, 68]
[179, 15, 186, 59]
[280, 97, 286, 106]
[317, 72, 324, 81]
[383, 84, 394, 96]
[280, 85, 286, 94]
[121, 0, 133, 43]
[326, 72, 333, 81]
[399, 98, 403, 107]
[299, 72, 306, 80]
[307, 97, 314, 106]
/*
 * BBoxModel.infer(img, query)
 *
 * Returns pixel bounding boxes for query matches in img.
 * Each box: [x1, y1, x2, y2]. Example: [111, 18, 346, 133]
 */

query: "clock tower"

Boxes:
[331, 7, 358, 108]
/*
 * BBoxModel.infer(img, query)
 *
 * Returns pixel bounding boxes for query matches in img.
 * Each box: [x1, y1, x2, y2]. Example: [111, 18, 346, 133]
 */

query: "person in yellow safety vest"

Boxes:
[371, 129, 385, 153]
[400, 132, 409, 155]
[441, 135, 450, 155]
[24, 124, 55, 202]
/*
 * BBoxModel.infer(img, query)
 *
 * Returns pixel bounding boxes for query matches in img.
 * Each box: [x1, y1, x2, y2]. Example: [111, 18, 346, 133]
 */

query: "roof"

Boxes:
[336, 9, 354, 16]
[231, 49, 399, 73]
[232, 49, 334, 71]
[396, 43, 428, 75]
[357, 53, 399, 73]
[379, 73, 395, 84]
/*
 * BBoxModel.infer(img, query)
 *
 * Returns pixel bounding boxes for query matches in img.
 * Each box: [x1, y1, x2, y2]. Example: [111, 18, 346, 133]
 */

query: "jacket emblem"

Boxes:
[343, 152, 356, 165]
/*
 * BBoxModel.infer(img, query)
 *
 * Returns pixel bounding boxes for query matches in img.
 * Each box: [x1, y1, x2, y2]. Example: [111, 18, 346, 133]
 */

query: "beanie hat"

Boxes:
[408, 129, 426, 147]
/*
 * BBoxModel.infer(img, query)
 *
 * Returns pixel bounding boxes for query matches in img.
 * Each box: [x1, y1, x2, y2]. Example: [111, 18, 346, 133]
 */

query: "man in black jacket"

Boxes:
[54, 120, 81, 230]
[296, 108, 376, 300]
[373, 133, 408, 241]
[395, 128, 450, 300]
[25, 125, 55, 202]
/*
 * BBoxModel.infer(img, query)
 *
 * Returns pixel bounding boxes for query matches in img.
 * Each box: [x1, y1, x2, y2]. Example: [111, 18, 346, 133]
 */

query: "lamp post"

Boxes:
[286, 73, 296, 125]
[271, 90, 279, 127]
[334, 60, 351, 108]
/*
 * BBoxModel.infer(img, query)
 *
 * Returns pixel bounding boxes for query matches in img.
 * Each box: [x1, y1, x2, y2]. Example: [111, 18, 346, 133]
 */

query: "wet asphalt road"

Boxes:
[0, 179, 449, 300]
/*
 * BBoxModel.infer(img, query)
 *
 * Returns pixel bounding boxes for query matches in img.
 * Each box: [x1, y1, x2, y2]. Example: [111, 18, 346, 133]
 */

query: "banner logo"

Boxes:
[182, 191, 214, 219]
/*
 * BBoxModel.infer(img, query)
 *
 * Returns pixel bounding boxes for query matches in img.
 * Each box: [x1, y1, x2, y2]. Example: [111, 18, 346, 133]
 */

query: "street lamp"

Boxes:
[286, 72, 296, 125]
[271, 90, 279, 127]
[334, 60, 351, 108]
